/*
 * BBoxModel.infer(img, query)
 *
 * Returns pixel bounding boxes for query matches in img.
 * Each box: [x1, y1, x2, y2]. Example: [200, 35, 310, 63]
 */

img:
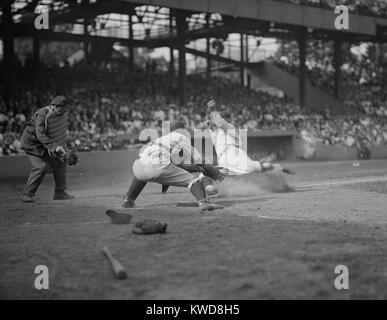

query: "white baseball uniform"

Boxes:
[210, 111, 262, 176]
[133, 131, 202, 188]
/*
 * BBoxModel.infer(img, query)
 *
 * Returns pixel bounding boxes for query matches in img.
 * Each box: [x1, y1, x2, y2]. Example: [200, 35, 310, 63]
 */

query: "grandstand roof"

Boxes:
[2, 0, 387, 45]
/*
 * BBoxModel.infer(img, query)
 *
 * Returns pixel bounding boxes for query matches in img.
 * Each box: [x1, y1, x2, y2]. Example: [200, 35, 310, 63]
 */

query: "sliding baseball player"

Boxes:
[200, 99, 295, 194]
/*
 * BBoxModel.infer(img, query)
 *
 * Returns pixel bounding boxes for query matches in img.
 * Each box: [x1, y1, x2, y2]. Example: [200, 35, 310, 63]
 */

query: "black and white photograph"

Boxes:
[0, 0, 387, 303]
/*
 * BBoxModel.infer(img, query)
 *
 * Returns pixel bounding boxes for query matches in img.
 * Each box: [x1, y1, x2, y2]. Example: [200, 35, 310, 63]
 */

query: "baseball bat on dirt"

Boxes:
[102, 246, 127, 280]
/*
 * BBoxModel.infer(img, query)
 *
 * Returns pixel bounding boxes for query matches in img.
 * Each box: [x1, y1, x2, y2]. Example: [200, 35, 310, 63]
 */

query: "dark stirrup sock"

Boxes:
[161, 184, 170, 194]
[126, 177, 147, 202]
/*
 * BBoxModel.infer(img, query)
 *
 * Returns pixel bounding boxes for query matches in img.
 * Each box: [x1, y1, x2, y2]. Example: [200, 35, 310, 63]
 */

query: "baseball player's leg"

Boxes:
[219, 149, 295, 176]
[231, 159, 295, 175]
[122, 177, 147, 208]
[21, 153, 50, 202]
[132, 158, 161, 181]
[121, 159, 160, 208]
[261, 162, 296, 175]
[218, 151, 258, 176]
[155, 164, 223, 211]
[162, 166, 217, 196]
[125, 160, 222, 211]
[228, 149, 294, 174]
[154, 164, 197, 187]
[49, 156, 74, 200]
[52, 157, 74, 200]
[161, 164, 203, 194]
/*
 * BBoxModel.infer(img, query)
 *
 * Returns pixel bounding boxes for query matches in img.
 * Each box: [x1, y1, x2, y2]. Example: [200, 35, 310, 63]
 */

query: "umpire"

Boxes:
[20, 95, 74, 202]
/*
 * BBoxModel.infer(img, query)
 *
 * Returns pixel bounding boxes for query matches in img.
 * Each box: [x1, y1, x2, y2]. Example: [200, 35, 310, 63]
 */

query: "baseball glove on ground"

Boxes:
[55, 147, 79, 166]
[132, 219, 168, 235]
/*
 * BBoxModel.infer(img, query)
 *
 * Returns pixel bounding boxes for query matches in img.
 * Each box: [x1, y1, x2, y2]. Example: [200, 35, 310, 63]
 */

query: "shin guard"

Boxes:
[189, 180, 207, 203]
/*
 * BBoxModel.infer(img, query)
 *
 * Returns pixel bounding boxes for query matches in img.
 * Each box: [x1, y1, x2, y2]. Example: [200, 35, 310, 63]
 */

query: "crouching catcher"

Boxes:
[122, 120, 225, 212]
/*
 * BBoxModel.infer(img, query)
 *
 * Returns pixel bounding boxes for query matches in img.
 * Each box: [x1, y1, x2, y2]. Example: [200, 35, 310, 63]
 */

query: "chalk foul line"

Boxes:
[296, 176, 387, 189]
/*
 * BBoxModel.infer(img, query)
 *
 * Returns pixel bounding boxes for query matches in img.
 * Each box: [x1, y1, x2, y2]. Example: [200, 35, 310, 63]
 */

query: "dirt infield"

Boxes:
[0, 159, 387, 299]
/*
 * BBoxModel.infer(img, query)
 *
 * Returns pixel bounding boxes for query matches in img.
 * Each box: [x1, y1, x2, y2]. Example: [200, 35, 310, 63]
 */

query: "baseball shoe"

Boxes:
[199, 201, 223, 211]
[281, 167, 296, 175]
[122, 197, 135, 208]
[21, 194, 34, 203]
[53, 191, 75, 200]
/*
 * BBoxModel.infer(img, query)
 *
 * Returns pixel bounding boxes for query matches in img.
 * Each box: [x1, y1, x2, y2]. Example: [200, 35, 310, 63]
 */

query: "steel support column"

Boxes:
[240, 33, 244, 86]
[334, 38, 342, 100]
[128, 12, 134, 72]
[206, 13, 211, 80]
[176, 10, 187, 106]
[298, 33, 306, 107]
[2, 0, 14, 107]
[83, 0, 89, 64]
[169, 11, 175, 75]
[33, 33, 40, 67]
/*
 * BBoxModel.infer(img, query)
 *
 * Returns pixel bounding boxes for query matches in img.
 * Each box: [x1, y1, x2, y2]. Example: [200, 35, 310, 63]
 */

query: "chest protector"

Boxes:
[45, 107, 68, 146]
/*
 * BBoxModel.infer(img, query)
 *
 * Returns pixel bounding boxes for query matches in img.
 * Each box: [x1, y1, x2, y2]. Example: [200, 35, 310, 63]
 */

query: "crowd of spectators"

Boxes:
[279, 0, 387, 18]
[274, 40, 387, 115]
[299, 115, 387, 149]
[0, 62, 386, 156]
[273, 40, 336, 93]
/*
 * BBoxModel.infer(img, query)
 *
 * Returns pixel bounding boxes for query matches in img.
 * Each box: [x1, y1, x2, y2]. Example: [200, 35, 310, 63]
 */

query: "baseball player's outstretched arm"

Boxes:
[211, 112, 235, 130]
[206, 98, 217, 113]
[206, 99, 234, 131]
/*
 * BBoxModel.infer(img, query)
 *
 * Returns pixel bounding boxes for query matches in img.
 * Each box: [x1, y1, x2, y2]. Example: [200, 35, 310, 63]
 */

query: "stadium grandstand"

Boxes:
[1, 0, 387, 159]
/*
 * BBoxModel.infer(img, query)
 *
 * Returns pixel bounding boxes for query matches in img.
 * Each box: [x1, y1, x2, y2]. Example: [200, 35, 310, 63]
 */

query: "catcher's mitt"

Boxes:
[200, 164, 226, 181]
[132, 219, 167, 235]
[55, 147, 79, 166]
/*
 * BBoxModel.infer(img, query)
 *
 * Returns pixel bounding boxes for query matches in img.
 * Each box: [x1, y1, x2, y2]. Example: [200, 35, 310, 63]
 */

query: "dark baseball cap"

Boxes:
[170, 118, 187, 131]
[50, 95, 67, 106]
